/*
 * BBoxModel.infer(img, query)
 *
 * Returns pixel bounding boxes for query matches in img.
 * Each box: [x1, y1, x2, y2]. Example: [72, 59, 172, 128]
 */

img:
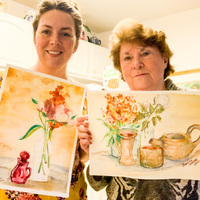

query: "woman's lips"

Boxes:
[134, 73, 148, 77]
[47, 50, 62, 55]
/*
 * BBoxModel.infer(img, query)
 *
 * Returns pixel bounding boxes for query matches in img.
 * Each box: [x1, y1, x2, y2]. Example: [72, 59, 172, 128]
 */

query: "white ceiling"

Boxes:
[12, 0, 200, 33]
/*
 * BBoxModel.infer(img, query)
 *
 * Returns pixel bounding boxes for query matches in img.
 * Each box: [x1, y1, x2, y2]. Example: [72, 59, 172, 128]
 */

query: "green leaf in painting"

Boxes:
[107, 137, 114, 147]
[130, 123, 140, 129]
[155, 105, 165, 114]
[153, 97, 156, 105]
[156, 115, 162, 121]
[116, 132, 121, 143]
[152, 117, 157, 126]
[19, 124, 43, 140]
[141, 120, 149, 131]
[71, 115, 76, 120]
[41, 111, 47, 117]
[103, 130, 113, 139]
[49, 129, 53, 140]
[149, 104, 154, 114]
[133, 112, 145, 122]
[32, 98, 38, 104]
[139, 103, 147, 113]
[47, 119, 55, 122]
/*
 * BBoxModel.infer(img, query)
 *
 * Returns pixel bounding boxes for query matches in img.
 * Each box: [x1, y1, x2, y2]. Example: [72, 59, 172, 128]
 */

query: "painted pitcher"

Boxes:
[115, 128, 137, 165]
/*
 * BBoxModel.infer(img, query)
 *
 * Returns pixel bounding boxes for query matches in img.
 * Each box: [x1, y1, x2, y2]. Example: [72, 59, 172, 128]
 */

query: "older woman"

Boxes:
[0, 0, 87, 199]
[77, 18, 200, 199]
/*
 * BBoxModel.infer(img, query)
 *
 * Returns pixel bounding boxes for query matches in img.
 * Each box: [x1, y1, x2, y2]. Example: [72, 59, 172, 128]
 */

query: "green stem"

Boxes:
[147, 104, 159, 121]
[43, 131, 49, 163]
[41, 155, 46, 175]
[38, 130, 50, 175]
[38, 111, 45, 128]
[38, 154, 46, 175]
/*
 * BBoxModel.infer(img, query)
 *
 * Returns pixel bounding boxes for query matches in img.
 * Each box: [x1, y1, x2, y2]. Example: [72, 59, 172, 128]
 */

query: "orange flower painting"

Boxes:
[87, 90, 200, 180]
[0, 65, 85, 197]
[102, 93, 138, 129]
[98, 93, 165, 149]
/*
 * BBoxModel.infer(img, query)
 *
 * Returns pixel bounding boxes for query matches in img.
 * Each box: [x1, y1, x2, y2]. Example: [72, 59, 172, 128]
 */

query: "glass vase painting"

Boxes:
[0, 65, 85, 198]
[30, 133, 52, 182]
[19, 85, 76, 182]
[87, 90, 200, 180]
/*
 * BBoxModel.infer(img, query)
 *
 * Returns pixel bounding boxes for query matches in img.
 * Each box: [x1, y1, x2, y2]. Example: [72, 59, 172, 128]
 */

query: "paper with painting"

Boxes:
[0, 65, 85, 197]
[88, 90, 200, 180]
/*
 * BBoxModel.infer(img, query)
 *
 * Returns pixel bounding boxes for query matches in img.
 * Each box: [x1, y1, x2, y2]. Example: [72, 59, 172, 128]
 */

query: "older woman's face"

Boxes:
[120, 42, 167, 91]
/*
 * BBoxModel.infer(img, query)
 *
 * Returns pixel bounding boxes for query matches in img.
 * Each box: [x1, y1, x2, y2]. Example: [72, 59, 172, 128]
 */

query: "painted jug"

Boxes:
[149, 124, 200, 160]
[115, 128, 137, 165]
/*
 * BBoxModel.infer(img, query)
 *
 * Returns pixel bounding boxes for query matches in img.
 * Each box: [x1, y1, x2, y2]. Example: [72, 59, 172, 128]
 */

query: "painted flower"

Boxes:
[98, 93, 140, 147]
[102, 93, 138, 129]
[54, 104, 74, 123]
[156, 94, 170, 108]
[20, 85, 76, 175]
[99, 93, 166, 147]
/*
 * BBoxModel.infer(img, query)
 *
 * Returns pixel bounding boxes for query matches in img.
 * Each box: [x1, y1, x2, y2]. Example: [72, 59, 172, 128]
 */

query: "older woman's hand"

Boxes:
[76, 115, 92, 155]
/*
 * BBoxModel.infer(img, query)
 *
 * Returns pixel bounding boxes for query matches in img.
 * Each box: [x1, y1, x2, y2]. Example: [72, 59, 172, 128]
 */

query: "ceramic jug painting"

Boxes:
[139, 145, 164, 168]
[149, 124, 200, 160]
[114, 128, 137, 165]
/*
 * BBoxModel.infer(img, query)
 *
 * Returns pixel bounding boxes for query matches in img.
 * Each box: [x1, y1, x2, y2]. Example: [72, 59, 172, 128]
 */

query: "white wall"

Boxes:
[96, 31, 111, 49]
[99, 7, 200, 73]
[5, 0, 36, 19]
[142, 7, 200, 72]
[5, 0, 200, 74]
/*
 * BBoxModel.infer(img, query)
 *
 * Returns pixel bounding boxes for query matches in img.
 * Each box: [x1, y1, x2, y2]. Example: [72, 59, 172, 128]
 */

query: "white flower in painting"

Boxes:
[156, 94, 170, 108]
[54, 104, 74, 124]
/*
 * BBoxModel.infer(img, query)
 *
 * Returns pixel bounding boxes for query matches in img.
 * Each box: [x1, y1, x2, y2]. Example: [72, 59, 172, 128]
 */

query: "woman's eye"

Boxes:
[124, 56, 132, 61]
[42, 30, 51, 35]
[141, 51, 150, 56]
[62, 32, 71, 37]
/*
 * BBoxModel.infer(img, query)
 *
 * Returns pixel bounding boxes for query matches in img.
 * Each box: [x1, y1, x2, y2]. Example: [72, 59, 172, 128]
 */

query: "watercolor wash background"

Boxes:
[0, 65, 85, 197]
[87, 90, 200, 180]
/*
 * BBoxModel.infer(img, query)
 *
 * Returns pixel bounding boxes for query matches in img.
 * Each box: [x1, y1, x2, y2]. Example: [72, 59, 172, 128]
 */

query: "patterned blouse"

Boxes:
[86, 79, 200, 200]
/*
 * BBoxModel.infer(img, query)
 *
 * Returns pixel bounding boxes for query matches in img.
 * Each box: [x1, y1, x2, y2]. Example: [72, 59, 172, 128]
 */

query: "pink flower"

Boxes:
[54, 104, 74, 124]
[44, 99, 55, 118]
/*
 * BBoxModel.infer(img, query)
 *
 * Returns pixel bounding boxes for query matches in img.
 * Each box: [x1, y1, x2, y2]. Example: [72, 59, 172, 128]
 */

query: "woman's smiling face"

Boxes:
[34, 9, 78, 72]
[120, 42, 168, 91]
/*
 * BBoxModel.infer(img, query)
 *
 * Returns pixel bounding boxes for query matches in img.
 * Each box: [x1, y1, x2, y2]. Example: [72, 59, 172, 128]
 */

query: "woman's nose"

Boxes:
[133, 56, 144, 69]
[50, 35, 61, 46]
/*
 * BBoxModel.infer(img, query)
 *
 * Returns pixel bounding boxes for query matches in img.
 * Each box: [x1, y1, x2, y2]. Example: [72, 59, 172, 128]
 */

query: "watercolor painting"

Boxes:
[178, 81, 200, 90]
[87, 90, 200, 180]
[0, 65, 85, 197]
[0, 66, 5, 87]
[171, 69, 200, 90]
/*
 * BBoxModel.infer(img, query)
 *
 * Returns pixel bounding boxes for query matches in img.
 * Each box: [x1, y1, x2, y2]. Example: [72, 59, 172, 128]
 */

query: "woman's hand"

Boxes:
[76, 115, 92, 155]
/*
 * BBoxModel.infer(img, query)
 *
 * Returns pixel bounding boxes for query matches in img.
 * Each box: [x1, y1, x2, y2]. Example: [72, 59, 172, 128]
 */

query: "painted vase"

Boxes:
[115, 128, 137, 165]
[30, 130, 52, 182]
